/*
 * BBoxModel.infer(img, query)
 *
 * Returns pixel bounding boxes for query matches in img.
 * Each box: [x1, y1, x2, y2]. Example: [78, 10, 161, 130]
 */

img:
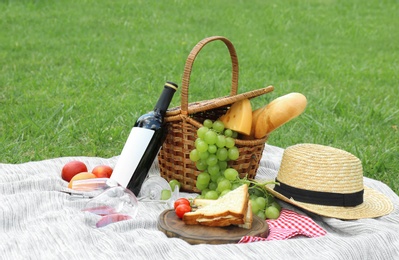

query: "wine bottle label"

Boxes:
[111, 127, 155, 188]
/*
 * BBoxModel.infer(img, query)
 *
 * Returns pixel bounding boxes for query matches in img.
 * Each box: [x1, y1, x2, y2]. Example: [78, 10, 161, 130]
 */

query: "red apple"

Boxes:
[61, 161, 88, 182]
[92, 165, 113, 178]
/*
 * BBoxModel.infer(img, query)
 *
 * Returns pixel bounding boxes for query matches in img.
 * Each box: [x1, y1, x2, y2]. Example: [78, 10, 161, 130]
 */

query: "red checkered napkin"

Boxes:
[239, 209, 326, 243]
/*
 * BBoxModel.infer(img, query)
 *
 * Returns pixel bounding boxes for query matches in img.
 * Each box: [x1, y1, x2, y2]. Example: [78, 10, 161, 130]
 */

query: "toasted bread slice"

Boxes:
[192, 198, 253, 229]
[183, 184, 253, 228]
[239, 200, 253, 229]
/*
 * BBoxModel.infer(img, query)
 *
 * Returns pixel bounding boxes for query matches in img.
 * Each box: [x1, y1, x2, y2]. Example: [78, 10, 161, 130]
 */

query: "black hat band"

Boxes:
[274, 179, 364, 207]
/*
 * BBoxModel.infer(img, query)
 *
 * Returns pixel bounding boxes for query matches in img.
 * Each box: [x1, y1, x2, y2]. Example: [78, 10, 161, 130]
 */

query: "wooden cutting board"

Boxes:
[158, 209, 269, 245]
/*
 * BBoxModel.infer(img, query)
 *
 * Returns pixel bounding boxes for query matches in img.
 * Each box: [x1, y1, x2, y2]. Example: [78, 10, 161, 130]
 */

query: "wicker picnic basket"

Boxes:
[158, 36, 274, 193]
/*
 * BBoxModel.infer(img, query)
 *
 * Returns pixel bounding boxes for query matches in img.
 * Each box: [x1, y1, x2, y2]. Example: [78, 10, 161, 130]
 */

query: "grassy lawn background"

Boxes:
[1, 0, 398, 194]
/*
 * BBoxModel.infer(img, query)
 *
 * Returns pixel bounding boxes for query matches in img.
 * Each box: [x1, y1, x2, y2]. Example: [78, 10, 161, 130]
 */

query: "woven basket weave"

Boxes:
[158, 36, 274, 193]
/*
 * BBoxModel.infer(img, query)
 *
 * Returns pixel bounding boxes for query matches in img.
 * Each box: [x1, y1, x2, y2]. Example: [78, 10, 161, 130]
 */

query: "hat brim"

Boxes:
[265, 184, 394, 220]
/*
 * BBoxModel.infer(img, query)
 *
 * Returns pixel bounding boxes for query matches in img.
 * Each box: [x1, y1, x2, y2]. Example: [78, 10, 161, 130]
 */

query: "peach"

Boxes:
[61, 161, 88, 182]
[92, 165, 113, 178]
[68, 172, 96, 189]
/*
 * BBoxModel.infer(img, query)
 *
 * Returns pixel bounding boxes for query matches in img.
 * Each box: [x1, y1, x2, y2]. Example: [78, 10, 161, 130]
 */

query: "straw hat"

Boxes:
[265, 143, 394, 220]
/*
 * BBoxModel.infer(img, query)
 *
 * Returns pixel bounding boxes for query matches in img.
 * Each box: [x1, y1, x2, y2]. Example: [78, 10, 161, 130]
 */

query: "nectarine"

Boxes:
[61, 161, 88, 182]
[92, 165, 113, 178]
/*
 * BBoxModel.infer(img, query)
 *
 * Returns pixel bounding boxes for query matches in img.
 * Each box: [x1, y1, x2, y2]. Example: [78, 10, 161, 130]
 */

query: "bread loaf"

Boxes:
[252, 92, 307, 138]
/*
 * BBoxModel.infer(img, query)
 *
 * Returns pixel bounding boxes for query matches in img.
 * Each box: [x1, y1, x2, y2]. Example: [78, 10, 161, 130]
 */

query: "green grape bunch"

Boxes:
[189, 119, 281, 220]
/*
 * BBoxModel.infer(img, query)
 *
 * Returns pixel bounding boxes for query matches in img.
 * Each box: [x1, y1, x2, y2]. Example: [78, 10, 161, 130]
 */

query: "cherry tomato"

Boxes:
[174, 198, 190, 210]
[175, 204, 191, 219]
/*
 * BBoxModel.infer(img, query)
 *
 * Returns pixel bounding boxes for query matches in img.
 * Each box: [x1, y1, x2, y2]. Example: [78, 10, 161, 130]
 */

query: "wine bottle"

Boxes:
[111, 82, 178, 196]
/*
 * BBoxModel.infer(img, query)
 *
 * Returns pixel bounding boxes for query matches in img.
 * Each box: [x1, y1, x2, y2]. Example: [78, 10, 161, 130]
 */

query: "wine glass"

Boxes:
[138, 175, 179, 208]
[82, 186, 139, 228]
[75, 175, 178, 228]
[71, 177, 119, 192]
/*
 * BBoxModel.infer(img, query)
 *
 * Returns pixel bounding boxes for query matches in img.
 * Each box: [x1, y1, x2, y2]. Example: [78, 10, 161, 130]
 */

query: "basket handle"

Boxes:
[181, 36, 239, 115]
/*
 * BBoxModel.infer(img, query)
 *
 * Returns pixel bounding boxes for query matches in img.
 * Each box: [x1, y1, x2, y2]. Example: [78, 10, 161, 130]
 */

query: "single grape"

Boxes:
[216, 147, 228, 161]
[218, 161, 228, 171]
[199, 150, 210, 160]
[197, 126, 209, 139]
[197, 172, 211, 185]
[265, 206, 280, 219]
[224, 129, 233, 137]
[231, 182, 242, 190]
[206, 154, 218, 166]
[220, 189, 231, 197]
[208, 182, 218, 191]
[161, 189, 172, 200]
[249, 187, 264, 197]
[207, 144, 217, 154]
[212, 120, 225, 133]
[203, 119, 213, 128]
[256, 210, 266, 220]
[249, 194, 258, 201]
[204, 130, 217, 145]
[215, 134, 226, 148]
[201, 188, 210, 196]
[224, 168, 239, 181]
[210, 172, 222, 183]
[271, 201, 282, 211]
[231, 131, 238, 138]
[196, 181, 208, 191]
[169, 179, 181, 191]
[225, 137, 235, 148]
[194, 138, 202, 147]
[256, 197, 267, 210]
[189, 149, 200, 162]
[216, 176, 226, 184]
[217, 179, 232, 193]
[266, 194, 276, 205]
[204, 190, 219, 200]
[250, 199, 261, 214]
[195, 139, 208, 153]
[228, 147, 239, 160]
[196, 160, 208, 171]
[207, 164, 220, 175]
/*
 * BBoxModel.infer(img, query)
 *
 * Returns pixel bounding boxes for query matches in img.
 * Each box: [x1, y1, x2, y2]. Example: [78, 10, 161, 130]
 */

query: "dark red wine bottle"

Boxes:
[111, 82, 178, 196]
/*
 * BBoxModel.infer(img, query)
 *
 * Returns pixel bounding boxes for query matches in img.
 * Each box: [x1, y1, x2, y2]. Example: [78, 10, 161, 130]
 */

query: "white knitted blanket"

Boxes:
[1, 145, 398, 260]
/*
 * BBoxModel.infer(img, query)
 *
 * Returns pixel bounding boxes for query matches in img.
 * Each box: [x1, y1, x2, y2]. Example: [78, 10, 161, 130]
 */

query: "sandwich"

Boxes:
[183, 184, 253, 229]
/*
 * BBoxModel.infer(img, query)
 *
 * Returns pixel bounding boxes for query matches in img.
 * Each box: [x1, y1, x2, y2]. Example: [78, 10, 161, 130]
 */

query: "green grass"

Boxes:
[1, 0, 398, 195]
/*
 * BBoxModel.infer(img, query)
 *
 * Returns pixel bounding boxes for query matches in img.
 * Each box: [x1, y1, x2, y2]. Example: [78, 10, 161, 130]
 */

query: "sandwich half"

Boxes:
[183, 184, 253, 229]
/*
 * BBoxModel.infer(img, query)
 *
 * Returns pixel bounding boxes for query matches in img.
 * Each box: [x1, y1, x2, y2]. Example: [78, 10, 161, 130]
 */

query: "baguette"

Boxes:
[252, 92, 307, 138]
